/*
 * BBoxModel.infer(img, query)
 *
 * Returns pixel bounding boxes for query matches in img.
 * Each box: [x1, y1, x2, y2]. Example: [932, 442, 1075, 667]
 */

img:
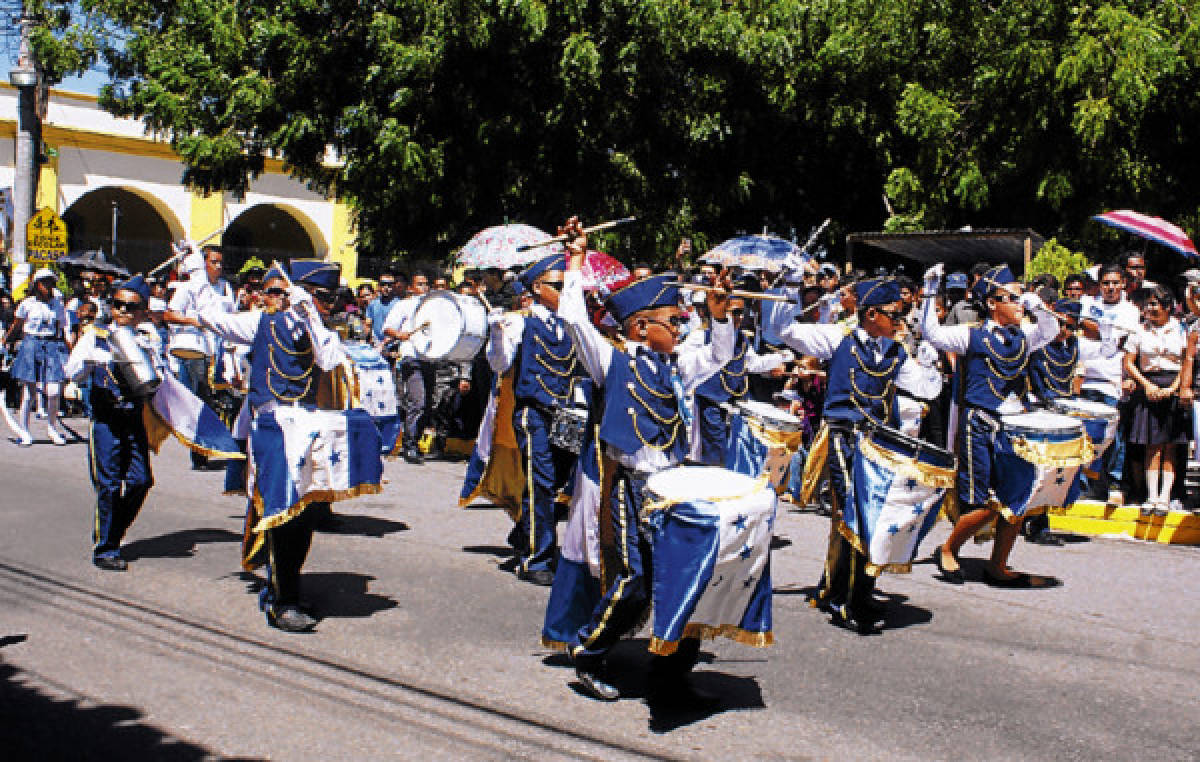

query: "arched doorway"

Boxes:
[62, 187, 184, 275]
[222, 204, 320, 275]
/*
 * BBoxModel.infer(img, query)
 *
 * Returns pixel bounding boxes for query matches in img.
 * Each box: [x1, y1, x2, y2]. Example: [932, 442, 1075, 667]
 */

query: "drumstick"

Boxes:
[671, 283, 796, 303]
[515, 217, 638, 252]
[153, 226, 229, 277]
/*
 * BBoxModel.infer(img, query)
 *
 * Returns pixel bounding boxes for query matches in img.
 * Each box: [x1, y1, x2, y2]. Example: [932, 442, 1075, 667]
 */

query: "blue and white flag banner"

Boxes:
[145, 371, 244, 459]
[249, 406, 383, 532]
[643, 469, 775, 655]
[993, 430, 1091, 521]
[848, 434, 952, 574]
[343, 342, 403, 454]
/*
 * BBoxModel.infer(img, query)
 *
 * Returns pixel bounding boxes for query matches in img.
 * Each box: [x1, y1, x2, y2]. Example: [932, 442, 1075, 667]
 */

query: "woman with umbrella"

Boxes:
[4, 268, 74, 446]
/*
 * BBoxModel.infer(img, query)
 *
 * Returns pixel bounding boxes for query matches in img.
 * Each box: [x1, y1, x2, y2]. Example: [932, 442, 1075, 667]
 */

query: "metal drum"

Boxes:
[549, 407, 589, 454]
[1050, 397, 1118, 459]
[408, 291, 488, 362]
[995, 411, 1093, 518]
[733, 399, 805, 433]
[109, 325, 162, 398]
[168, 324, 210, 360]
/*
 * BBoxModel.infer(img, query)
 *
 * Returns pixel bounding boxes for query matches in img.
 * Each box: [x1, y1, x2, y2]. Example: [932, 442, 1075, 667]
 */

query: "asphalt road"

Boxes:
[1, 428, 1198, 760]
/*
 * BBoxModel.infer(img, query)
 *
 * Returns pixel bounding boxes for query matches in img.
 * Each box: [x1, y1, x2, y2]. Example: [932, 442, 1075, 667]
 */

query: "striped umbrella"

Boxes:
[1092, 210, 1198, 260]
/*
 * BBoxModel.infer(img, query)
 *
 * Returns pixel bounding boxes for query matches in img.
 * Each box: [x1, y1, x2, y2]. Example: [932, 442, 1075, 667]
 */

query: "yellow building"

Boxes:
[0, 83, 360, 281]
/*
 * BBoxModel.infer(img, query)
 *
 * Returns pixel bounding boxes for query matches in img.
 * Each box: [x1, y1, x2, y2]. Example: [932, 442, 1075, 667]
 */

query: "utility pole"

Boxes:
[9, 1, 41, 287]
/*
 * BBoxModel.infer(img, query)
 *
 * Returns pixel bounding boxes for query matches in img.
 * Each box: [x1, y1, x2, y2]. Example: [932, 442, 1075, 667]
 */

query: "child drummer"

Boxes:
[64, 276, 158, 571]
[555, 216, 735, 705]
[918, 264, 1060, 587]
[767, 274, 941, 632]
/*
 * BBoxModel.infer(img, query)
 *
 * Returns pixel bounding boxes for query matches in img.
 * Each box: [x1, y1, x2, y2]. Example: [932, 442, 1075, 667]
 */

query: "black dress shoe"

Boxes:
[575, 667, 620, 701]
[933, 545, 964, 584]
[518, 568, 555, 586]
[1029, 529, 1063, 546]
[403, 446, 424, 465]
[267, 605, 318, 632]
[93, 557, 128, 572]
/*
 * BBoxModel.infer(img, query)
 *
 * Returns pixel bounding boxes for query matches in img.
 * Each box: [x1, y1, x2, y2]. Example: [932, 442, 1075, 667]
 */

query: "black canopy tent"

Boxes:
[845, 229, 1045, 277]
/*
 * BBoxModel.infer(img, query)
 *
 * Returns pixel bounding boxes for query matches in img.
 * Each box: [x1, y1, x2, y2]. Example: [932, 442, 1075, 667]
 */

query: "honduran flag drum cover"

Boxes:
[342, 341, 403, 455]
[247, 406, 383, 532]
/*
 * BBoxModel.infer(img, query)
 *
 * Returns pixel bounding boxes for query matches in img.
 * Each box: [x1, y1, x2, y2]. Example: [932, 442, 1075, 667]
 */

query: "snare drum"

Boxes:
[549, 407, 589, 454]
[1050, 397, 1118, 459]
[109, 325, 163, 398]
[726, 400, 806, 490]
[409, 291, 488, 362]
[849, 426, 955, 572]
[168, 325, 210, 360]
[995, 411, 1093, 517]
[734, 399, 805, 433]
[642, 466, 775, 654]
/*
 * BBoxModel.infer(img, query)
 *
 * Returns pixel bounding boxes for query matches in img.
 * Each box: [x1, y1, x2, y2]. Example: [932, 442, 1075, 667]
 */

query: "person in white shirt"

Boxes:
[164, 245, 236, 468]
[5, 269, 73, 445]
[1123, 285, 1189, 515]
[1078, 263, 1141, 503]
[382, 271, 431, 463]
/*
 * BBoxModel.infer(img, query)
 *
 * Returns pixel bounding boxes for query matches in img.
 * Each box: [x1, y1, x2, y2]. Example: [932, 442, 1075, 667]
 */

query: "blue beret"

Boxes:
[289, 259, 341, 291]
[114, 274, 150, 303]
[946, 272, 968, 290]
[855, 277, 902, 307]
[607, 274, 680, 323]
[971, 265, 1016, 302]
[1054, 299, 1082, 319]
[517, 253, 565, 288]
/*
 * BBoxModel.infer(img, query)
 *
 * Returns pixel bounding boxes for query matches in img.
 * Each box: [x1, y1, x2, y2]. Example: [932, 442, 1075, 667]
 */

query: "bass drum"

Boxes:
[409, 290, 487, 362]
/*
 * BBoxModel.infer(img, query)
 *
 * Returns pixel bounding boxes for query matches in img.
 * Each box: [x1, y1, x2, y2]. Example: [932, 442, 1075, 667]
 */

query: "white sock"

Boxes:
[1160, 471, 1175, 505]
[18, 385, 33, 435]
[46, 393, 61, 434]
[1145, 467, 1161, 504]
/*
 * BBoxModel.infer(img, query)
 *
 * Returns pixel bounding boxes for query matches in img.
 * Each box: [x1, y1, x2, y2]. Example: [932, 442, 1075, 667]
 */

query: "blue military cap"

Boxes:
[517, 253, 565, 288]
[855, 277, 902, 308]
[607, 273, 680, 323]
[263, 263, 288, 284]
[971, 265, 1017, 301]
[1054, 298, 1082, 319]
[114, 274, 150, 303]
[946, 272, 968, 290]
[289, 259, 341, 291]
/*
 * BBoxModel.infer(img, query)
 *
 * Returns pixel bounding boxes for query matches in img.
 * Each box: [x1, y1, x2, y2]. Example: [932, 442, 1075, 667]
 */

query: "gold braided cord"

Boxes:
[267, 370, 313, 402]
[630, 387, 681, 425]
[269, 322, 313, 356]
[535, 374, 573, 401]
[535, 352, 578, 377]
[533, 332, 575, 361]
[850, 347, 899, 377]
[986, 374, 1028, 401]
[982, 330, 1026, 362]
[984, 353, 1028, 380]
[719, 369, 749, 397]
[1037, 357, 1077, 385]
[1039, 343, 1078, 369]
[631, 360, 675, 399]
[849, 369, 892, 400]
[268, 346, 314, 381]
[631, 411, 679, 451]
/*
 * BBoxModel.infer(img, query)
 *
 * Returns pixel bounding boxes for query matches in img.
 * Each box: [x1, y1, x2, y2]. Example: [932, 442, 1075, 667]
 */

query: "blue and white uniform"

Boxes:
[11, 294, 69, 384]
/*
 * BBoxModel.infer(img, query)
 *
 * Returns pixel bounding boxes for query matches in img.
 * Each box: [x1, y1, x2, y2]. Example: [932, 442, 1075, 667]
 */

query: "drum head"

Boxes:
[736, 399, 802, 426]
[1002, 411, 1082, 435]
[645, 466, 763, 503]
[1051, 398, 1118, 419]
[409, 293, 463, 359]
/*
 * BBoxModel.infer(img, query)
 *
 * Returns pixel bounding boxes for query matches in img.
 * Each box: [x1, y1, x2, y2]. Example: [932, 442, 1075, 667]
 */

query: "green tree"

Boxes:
[1026, 238, 1092, 286]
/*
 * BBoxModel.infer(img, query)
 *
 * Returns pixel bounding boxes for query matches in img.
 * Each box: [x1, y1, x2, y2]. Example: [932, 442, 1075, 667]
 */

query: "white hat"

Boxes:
[148, 297, 168, 312]
[33, 268, 56, 282]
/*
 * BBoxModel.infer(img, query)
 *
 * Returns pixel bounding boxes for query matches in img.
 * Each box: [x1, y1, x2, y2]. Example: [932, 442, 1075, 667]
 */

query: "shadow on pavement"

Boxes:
[303, 572, 398, 620]
[0, 659, 246, 760]
[122, 528, 242, 560]
[318, 515, 410, 538]
[461, 544, 514, 557]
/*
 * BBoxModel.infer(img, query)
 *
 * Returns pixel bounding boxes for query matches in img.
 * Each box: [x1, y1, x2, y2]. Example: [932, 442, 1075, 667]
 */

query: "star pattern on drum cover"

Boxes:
[732, 514, 748, 531]
[739, 544, 753, 560]
[330, 451, 342, 465]
[905, 478, 918, 490]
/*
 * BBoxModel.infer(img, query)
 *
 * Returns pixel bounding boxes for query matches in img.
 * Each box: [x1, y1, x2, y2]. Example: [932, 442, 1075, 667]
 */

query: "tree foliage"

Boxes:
[26, 1, 1200, 266]
[1027, 238, 1093, 287]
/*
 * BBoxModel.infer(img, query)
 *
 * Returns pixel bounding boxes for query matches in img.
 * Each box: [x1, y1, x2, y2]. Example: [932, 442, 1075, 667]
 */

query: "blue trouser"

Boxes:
[88, 404, 152, 560]
[695, 396, 728, 466]
[512, 405, 574, 573]
[570, 468, 652, 667]
[816, 426, 875, 615]
[1079, 389, 1124, 491]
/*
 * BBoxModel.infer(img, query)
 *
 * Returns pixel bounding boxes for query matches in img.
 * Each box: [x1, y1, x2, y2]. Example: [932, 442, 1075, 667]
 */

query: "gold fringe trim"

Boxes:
[641, 475, 771, 517]
[835, 519, 867, 556]
[865, 561, 913, 575]
[797, 423, 830, 506]
[858, 435, 956, 489]
[1009, 433, 1094, 469]
[540, 636, 569, 652]
[741, 416, 807, 453]
[648, 625, 774, 656]
[142, 404, 246, 460]
[988, 497, 1048, 525]
[251, 483, 384, 533]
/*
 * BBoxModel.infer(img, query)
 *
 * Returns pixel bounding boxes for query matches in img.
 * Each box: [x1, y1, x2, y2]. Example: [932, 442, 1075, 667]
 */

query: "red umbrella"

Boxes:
[1092, 210, 1198, 260]
[580, 250, 632, 292]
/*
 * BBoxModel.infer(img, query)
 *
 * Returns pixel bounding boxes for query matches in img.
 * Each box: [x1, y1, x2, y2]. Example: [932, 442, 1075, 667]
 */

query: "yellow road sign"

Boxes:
[27, 207, 68, 264]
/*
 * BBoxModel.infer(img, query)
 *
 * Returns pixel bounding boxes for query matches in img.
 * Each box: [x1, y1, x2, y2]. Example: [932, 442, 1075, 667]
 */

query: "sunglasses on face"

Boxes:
[379, 281, 395, 287]
[875, 307, 905, 321]
[991, 293, 1020, 304]
[646, 315, 685, 330]
[314, 288, 336, 303]
[264, 287, 288, 297]
[730, 308, 745, 318]
[539, 278, 565, 289]
[111, 298, 143, 312]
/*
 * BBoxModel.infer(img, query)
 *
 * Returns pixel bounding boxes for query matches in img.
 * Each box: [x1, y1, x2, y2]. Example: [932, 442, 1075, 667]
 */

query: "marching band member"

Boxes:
[555, 217, 735, 704]
[685, 295, 791, 465]
[163, 245, 236, 469]
[770, 276, 938, 631]
[176, 263, 360, 632]
[64, 276, 156, 570]
[919, 264, 1060, 588]
[6, 268, 72, 446]
[486, 253, 589, 584]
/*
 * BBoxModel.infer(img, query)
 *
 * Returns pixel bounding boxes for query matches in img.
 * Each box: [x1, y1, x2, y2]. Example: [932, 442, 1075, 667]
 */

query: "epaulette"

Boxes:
[86, 324, 110, 340]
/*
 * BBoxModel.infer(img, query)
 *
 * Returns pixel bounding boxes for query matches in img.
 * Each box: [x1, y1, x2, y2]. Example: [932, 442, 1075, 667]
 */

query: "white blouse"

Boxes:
[1127, 319, 1186, 374]
[15, 296, 68, 338]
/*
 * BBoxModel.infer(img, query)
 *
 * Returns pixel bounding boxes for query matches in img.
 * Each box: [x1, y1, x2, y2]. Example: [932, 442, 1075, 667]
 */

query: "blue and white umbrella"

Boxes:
[701, 234, 801, 272]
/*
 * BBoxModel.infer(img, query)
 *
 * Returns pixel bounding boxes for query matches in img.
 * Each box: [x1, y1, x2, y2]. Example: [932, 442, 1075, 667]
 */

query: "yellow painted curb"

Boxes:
[1047, 499, 1200, 545]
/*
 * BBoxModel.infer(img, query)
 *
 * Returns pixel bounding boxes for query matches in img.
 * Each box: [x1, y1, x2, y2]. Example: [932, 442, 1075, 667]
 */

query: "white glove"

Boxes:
[922, 263, 944, 292]
[487, 309, 508, 330]
[777, 349, 795, 364]
[90, 347, 114, 365]
[1018, 291, 1043, 312]
[916, 341, 938, 368]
